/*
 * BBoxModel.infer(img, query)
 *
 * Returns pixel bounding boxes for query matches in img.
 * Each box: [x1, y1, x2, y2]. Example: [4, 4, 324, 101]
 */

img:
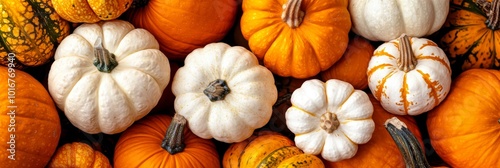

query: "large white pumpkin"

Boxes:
[48, 20, 171, 134]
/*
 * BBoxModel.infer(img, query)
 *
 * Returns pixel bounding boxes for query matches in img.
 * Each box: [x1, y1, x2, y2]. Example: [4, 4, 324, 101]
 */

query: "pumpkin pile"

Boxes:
[1, 0, 499, 167]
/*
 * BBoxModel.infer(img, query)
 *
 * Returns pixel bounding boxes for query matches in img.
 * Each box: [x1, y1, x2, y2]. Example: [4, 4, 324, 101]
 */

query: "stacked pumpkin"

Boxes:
[1, 0, 500, 167]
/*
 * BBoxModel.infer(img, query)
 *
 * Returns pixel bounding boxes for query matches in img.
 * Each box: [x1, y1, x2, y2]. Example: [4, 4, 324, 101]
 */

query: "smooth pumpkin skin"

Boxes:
[52, 0, 132, 23]
[241, 0, 351, 78]
[125, 0, 237, 59]
[321, 36, 374, 90]
[0, 66, 61, 167]
[325, 95, 424, 168]
[440, 0, 500, 73]
[427, 69, 500, 167]
[0, 0, 70, 68]
[114, 114, 220, 168]
[48, 142, 111, 168]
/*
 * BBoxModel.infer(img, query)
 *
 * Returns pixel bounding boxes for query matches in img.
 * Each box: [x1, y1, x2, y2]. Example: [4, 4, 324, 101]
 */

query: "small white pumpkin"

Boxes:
[171, 42, 277, 143]
[367, 34, 451, 115]
[349, 0, 449, 41]
[285, 79, 375, 162]
[48, 20, 171, 134]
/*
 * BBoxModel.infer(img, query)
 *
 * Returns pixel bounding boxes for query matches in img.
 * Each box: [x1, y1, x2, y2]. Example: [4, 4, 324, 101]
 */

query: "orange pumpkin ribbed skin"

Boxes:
[48, 142, 111, 168]
[52, 0, 133, 23]
[427, 69, 500, 167]
[114, 114, 220, 168]
[0, 66, 61, 167]
[324, 95, 424, 168]
[241, 0, 351, 79]
[321, 36, 374, 90]
[125, 0, 237, 59]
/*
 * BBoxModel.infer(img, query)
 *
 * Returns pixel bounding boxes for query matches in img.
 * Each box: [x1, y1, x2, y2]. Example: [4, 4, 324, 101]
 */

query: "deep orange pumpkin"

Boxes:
[321, 35, 374, 90]
[0, 66, 61, 167]
[427, 69, 500, 167]
[114, 114, 220, 167]
[240, 0, 351, 78]
[124, 0, 237, 59]
[324, 95, 424, 167]
[48, 142, 111, 168]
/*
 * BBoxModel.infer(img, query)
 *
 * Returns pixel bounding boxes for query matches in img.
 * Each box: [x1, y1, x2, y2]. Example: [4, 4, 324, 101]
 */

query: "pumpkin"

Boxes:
[171, 42, 278, 143]
[321, 35, 374, 90]
[48, 142, 111, 168]
[325, 95, 425, 167]
[349, 0, 449, 41]
[114, 114, 220, 167]
[0, 66, 61, 167]
[367, 34, 452, 115]
[285, 79, 375, 162]
[240, 0, 351, 78]
[47, 20, 171, 134]
[52, 0, 132, 23]
[0, 0, 70, 68]
[439, 0, 500, 73]
[427, 69, 500, 167]
[223, 131, 325, 168]
[124, 0, 237, 59]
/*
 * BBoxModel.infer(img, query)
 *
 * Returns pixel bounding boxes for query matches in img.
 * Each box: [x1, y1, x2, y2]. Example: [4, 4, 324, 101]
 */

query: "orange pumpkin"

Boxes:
[324, 95, 424, 167]
[114, 114, 220, 167]
[124, 0, 237, 59]
[240, 0, 351, 78]
[427, 69, 500, 167]
[47, 142, 111, 168]
[223, 131, 325, 168]
[52, 0, 132, 23]
[0, 66, 61, 167]
[321, 35, 374, 90]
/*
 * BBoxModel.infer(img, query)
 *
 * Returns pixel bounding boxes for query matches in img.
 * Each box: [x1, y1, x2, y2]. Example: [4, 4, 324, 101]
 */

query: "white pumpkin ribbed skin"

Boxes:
[285, 79, 375, 162]
[367, 36, 451, 115]
[172, 43, 277, 143]
[349, 0, 449, 41]
[48, 20, 171, 134]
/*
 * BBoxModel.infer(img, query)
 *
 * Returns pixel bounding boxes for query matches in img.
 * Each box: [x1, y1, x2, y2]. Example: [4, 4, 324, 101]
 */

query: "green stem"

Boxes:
[281, 0, 305, 28]
[204, 79, 230, 102]
[161, 113, 187, 154]
[93, 37, 118, 73]
[385, 117, 430, 168]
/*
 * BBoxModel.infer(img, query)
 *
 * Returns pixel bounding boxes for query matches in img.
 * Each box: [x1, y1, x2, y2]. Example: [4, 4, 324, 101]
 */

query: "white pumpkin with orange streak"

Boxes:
[367, 34, 451, 115]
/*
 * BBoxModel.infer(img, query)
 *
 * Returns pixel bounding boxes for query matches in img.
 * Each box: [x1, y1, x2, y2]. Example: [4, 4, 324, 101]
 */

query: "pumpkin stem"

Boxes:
[320, 112, 340, 133]
[204, 79, 231, 102]
[397, 34, 417, 72]
[281, 0, 305, 28]
[477, 0, 500, 29]
[385, 117, 430, 168]
[93, 37, 118, 73]
[161, 113, 187, 154]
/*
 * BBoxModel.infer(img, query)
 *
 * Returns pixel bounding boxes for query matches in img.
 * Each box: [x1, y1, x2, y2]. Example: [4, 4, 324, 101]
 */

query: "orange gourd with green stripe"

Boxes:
[0, 0, 70, 68]
[440, 0, 500, 73]
[367, 34, 452, 115]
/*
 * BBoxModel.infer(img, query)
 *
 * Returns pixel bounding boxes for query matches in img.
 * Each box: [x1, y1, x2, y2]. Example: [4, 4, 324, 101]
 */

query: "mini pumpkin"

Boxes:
[48, 20, 171, 134]
[223, 131, 325, 168]
[48, 142, 111, 168]
[0, 66, 61, 167]
[285, 79, 375, 162]
[52, 0, 133, 23]
[114, 114, 220, 167]
[171, 42, 277, 143]
[349, 0, 449, 41]
[367, 34, 452, 115]
[0, 0, 70, 68]
[427, 69, 500, 167]
[241, 0, 351, 78]
[440, 0, 500, 73]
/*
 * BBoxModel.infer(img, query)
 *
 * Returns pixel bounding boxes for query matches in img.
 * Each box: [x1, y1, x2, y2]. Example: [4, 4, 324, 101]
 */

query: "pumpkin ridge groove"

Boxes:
[109, 70, 140, 117]
[416, 70, 440, 108]
[367, 63, 392, 77]
[374, 70, 397, 101]
[416, 55, 452, 74]
[256, 146, 302, 167]
[400, 73, 409, 115]
[26, 0, 59, 45]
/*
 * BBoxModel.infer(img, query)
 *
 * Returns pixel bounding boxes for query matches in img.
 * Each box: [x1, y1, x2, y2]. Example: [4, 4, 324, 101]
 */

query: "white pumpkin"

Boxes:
[285, 79, 375, 162]
[349, 0, 449, 41]
[367, 34, 451, 115]
[48, 20, 170, 134]
[171, 42, 277, 143]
